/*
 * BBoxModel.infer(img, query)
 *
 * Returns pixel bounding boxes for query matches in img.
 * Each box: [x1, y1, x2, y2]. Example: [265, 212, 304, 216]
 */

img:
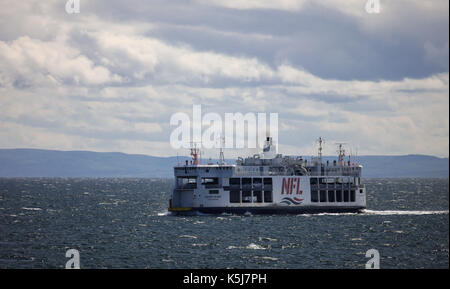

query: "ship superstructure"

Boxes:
[168, 137, 366, 214]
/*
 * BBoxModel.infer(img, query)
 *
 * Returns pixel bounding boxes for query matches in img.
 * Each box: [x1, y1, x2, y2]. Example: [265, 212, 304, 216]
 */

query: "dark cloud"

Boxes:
[83, 0, 448, 81]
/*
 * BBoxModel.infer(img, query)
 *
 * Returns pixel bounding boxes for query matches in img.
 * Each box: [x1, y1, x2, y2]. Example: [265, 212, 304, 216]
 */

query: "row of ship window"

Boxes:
[311, 189, 357, 203]
[226, 189, 357, 204]
[310, 177, 360, 185]
[227, 178, 273, 203]
[229, 190, 273, 203]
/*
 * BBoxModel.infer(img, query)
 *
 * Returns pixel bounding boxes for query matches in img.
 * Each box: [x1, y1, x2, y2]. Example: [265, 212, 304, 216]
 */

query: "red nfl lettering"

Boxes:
[282, 177, 303, 195]
[281, 178, 289, 195]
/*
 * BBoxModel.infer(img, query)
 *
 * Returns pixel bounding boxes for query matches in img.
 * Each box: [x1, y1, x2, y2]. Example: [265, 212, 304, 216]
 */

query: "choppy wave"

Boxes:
[227, 243, 267, 250]
[21, 207, 42, 211]
[179, 235, 197, 239]
[1, 178, 448, 269]
[157, 211, 172, 216]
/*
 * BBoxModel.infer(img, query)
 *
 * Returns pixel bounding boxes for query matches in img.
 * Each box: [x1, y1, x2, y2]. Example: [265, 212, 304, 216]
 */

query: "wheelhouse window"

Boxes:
[176, 176, 197, 189]
[201, 177, 219, 188]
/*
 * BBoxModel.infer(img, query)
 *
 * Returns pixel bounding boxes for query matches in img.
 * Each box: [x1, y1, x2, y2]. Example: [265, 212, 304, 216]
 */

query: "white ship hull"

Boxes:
[169, 175, 366, 215]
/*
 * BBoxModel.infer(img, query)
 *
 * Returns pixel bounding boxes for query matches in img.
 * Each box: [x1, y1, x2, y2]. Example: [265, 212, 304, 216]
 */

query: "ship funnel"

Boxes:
[261, 136, 277, 159]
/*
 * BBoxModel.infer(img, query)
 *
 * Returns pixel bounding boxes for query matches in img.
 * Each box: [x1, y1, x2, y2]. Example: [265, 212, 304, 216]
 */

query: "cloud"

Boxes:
[0, 36, 121, 87]
[0, 0, 448, 158]
[195, 0, 307, 11]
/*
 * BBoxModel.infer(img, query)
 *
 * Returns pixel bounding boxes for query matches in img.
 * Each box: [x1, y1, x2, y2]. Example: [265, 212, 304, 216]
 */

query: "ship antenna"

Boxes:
[219, 135, 225, 165]
[190, 141, 201, 166]
[335, 142, 347, 167]
[317, 137, 324, 160]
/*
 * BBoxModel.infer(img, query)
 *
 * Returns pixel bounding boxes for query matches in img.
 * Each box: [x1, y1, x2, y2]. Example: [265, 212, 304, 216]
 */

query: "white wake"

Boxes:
[362, 209, 449, 216]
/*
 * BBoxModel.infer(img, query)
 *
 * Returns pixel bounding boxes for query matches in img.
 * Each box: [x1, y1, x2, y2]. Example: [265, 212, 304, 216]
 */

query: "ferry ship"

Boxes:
[168, 137, 366, 214]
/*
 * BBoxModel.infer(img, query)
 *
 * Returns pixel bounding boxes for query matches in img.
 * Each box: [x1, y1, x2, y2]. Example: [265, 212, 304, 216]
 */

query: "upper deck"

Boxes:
[174, 136, 362, 178]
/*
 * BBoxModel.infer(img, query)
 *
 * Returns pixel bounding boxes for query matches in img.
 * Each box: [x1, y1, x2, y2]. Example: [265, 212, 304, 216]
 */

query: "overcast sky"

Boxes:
[0, 0, 448, 158]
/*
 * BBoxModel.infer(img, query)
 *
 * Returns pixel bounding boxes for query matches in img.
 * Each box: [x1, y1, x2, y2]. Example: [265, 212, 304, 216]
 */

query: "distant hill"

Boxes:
[0, 149, 448, 178]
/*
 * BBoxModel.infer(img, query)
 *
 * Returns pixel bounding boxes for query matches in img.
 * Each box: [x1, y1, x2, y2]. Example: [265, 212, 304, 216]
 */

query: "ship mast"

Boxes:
[190, 142, 200, 165]
[316, 137, 324, 176]
[218, 135, 225, 165]
[317, 137, 324, 161]
[336, 143, 346, 167]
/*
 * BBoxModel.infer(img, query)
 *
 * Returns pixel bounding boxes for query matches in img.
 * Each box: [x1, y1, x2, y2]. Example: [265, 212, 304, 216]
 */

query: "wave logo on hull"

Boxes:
[280, 197, 304, 205]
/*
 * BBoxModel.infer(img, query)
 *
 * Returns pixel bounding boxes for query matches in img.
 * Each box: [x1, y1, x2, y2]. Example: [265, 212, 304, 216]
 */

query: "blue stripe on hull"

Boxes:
[171, 206, 365, 215]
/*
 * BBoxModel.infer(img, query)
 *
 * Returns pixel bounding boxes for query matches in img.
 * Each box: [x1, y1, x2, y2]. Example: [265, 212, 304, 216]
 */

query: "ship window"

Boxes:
[320, 190, 327, 202]
[336, 190, 342, 202]
[230, 178, 240, 188]
[328, 190, 335, 202]
[209, 190, 219, 194]
[360, 189, 363, 194]
[310, 178, 318, 185]
[230, 190, 240, 203]
[202, 177, 219, 188]
[344, 190, 349, 202]
[176, 176, 197, 189]
[253, 191, 263, 203]
[264, 191, 273, 203]
[253, 178, 262, 184]
[311, 190, 318, 202]
[242, 190, 252, 203]
[263, 178, 272, 185]
[350, 190, 355, 202]
[242, 178, 251, 185]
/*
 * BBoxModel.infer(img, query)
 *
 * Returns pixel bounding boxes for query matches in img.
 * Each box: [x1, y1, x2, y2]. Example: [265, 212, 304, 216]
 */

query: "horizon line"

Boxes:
[1, 147, 448, 159]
